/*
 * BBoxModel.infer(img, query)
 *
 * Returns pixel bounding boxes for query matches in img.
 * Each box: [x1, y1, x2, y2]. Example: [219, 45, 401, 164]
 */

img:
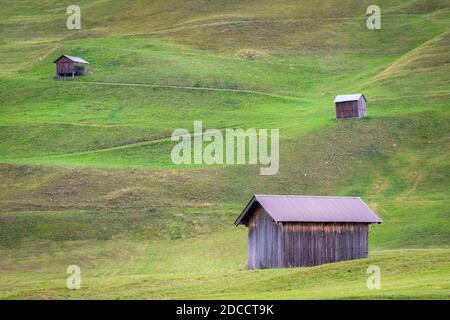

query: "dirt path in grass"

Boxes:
[79, 81, 300, 101]
[7, 126, 229, 160]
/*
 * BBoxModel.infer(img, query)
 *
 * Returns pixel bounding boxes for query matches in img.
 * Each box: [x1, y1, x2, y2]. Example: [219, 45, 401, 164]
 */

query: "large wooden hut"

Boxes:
[235, 195, 382, 269]
[334, 94, 367, 119]
[54, 54, 89, 78]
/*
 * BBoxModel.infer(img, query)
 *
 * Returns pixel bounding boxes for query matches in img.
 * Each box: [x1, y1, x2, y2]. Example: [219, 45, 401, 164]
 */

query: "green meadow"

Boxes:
[0, 0, 449, 299]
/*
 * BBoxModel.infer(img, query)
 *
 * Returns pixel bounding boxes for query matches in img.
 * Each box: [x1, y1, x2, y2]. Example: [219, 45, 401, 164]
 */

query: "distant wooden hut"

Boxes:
[235, 195, 382, 269]
[54, 55, 89, 79]
[334, 94, 367, 119]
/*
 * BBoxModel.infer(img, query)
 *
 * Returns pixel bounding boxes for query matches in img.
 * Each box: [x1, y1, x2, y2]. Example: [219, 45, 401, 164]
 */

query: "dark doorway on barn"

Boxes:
[235, 195, 382, 269]
[334, 94, 367, 119]
[54, 55, 89, 79]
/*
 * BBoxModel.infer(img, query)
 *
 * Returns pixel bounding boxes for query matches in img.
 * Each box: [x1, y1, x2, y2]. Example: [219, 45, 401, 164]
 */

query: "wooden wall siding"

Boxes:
[336, 98, 366, 119]
[281, 222, 368, 267]
[56, 57, 73, 75]
[357, 96, 367, 117]
[248, 206, 283, 269]
[247, 206, 369, 269]
[56, 58, 87, 77]
[336, 101, 358, 119]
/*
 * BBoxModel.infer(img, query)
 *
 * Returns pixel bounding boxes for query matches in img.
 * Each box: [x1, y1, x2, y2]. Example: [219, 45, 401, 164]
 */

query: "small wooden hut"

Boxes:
[235, 195, 382, 269]
[334, 94, 367, 119]
[54, 55, 89, 78]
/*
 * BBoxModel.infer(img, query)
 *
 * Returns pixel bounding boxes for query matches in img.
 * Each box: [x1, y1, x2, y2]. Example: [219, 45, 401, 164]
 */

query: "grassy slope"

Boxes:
[0, 0, 449, 299]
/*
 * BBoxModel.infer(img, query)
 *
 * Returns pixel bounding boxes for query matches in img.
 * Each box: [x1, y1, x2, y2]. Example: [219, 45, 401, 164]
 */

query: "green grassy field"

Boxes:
[0, 0, 449, 299]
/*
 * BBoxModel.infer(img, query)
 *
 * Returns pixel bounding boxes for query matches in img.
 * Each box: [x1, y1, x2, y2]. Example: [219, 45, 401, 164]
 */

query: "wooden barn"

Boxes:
[235, 195, 382, 269]
[54, 55, 89, 78]
[334, 94, 367, 119]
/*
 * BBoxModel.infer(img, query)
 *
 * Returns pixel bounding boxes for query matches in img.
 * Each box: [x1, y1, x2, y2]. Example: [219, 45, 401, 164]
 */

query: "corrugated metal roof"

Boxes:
[334, 94, 366, 103]
[235, 195, 382, 225]
[53, 55, 89, 64]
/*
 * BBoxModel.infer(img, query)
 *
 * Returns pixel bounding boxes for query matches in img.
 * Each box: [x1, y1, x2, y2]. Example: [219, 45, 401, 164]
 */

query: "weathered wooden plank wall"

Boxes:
[56, 56, 74, 76]
[55, 58, 87, 77]
[248, 206, 283, 269]
[281, 222, 368, 267]
[358, 96, 367, 117]
[336, 101, 359, 119]
[247, 206, 369, 269]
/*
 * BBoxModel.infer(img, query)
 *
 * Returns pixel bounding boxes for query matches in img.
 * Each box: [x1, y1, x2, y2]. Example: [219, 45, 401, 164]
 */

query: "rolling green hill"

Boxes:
[0, 0, 449, 299]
